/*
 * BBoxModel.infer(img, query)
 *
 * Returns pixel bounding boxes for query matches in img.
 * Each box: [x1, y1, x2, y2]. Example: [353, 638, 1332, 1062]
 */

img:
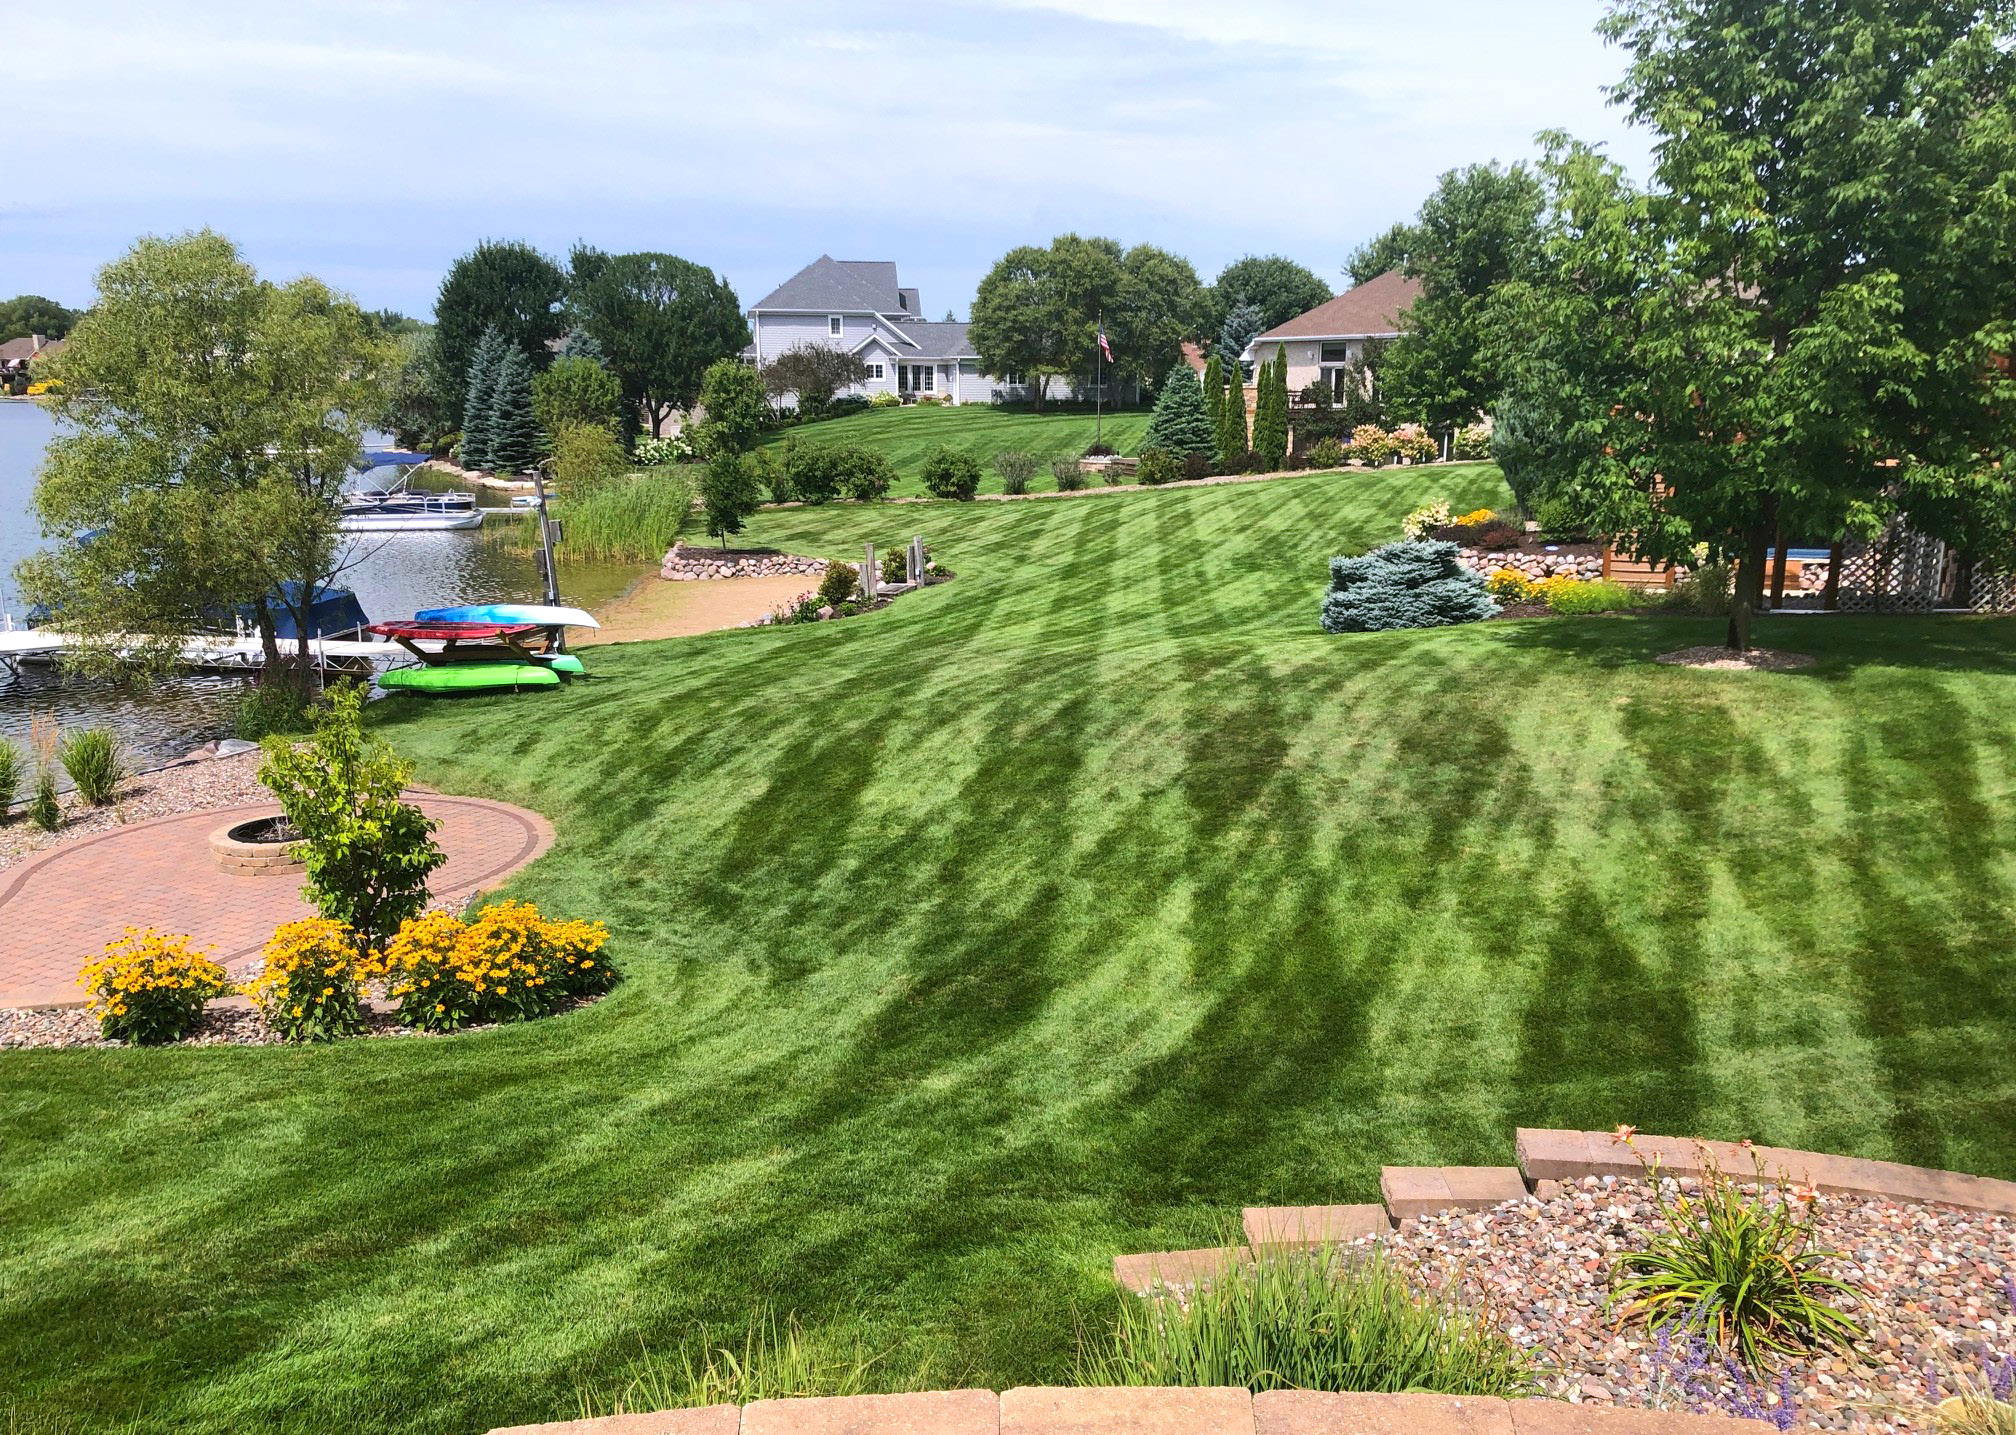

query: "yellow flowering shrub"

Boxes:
[1486, 568, 1536, 602]
[1456, 508, 1497, 527]
[242, 917, 374, 1042]
[76, 929, 229, 1044]
[381, 901, 614, 1032]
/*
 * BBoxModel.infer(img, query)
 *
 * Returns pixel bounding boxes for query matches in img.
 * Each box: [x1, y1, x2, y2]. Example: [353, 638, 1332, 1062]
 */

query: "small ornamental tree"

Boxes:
[1319, 540, 1499, 633]
[1144, 362, 1216, 457]
[486, 346, 542, 474]
[532, 354, 621, 438]
[696, 357, 768, 457]
[460, 324, 507, 470]
[258, 684, 444, 953]
[1219, 360, 1249, 466]
[699, 450, 762, 547]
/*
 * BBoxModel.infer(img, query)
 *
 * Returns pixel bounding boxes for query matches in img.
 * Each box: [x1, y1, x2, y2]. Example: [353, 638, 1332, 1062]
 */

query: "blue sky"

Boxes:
[3, 1, 1649, 322]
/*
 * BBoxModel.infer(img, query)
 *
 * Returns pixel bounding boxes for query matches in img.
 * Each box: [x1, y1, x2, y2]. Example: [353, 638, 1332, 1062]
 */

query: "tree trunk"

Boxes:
[1725, 508, 1774, 651]
[1823, 537, 1843, 611]
[254, 599, 283, 678]
[1768, 523, 1790, 609]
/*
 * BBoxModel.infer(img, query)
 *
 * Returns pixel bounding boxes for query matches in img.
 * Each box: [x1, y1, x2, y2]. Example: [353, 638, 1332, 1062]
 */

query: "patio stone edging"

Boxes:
[487, 1389, 1782, 1435]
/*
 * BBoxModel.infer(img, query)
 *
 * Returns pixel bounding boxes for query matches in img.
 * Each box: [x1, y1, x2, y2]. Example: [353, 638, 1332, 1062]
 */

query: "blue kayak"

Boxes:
[412, 603, 600, 630]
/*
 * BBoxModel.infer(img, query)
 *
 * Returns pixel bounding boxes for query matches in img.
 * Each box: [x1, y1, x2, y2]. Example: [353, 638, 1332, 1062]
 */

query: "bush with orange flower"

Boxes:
[241, 917, 375, 1042]
[76, 929, 230, 1044]
[379, 901, 613, 1032]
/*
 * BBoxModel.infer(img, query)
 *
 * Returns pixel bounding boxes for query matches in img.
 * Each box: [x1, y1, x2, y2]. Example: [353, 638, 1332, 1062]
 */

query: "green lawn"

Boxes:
[754, 403, 1152, 496]
[7, 462, 2016, 1434]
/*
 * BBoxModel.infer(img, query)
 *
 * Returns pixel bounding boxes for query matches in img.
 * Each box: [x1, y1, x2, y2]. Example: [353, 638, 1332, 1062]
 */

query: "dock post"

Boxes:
[909, 535, 923, 585]
[862, 542, 878, 600]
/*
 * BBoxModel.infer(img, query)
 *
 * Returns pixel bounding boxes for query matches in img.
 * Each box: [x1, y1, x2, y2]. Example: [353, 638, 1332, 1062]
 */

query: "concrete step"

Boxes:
[1111, 1245, 1249, 1294]
[1241, 1203, 1389, 1251]
[1379, 1165, 1529, 1221]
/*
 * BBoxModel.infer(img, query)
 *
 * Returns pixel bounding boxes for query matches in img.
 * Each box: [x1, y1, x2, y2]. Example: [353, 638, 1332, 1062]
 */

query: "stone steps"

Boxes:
[1111, 1246, 1250, 1295]
[1241, 1203, 1388, 1252]
[1379, 1165, 1529, 1221]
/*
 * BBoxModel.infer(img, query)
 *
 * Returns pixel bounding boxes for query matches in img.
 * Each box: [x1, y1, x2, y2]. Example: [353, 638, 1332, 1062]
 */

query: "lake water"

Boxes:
[0, 401, 643, 768]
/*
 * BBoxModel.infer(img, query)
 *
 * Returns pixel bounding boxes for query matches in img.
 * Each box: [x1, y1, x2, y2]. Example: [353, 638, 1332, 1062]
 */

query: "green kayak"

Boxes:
[379, 663, 561, 694]
[538, 653, 586, 676]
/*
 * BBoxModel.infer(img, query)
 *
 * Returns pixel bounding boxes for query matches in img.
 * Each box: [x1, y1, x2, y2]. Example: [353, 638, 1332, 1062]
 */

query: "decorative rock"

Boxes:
[660, 541, 831, 582]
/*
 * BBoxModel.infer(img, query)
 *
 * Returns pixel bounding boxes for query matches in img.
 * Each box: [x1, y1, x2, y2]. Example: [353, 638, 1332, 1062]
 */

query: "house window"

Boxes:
[1001, 370, 1022, 386]
[900, 364, 934, 392]
[866, 362, 884, 380]
[921, 366, 934, 392]
[828, 315, 843, 337]
[1319, 342, 1352, 364]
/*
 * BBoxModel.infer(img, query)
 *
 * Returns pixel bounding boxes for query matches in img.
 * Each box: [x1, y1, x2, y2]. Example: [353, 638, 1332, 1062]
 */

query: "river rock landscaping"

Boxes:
[0, 744, 266, 871]
[1359, 1174, 2013, 1432]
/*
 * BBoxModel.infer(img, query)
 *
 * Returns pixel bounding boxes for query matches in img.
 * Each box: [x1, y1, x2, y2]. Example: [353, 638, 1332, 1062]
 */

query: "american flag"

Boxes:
[1097, 323, 1113, 362]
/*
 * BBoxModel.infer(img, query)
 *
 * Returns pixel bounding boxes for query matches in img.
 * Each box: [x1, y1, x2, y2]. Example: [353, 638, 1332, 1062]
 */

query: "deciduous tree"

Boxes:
[699, 451, 761, 547]
[761, 343, 870, 412]
[695, 358, 768, 457]
[568, 247, 748, 436]
[433, 241, 567, 426]
[532, 354, 622, 438]
[1211, 255, 1331, 338]
[1345, 222, 1417, 286]
[0, 294, 77, 342]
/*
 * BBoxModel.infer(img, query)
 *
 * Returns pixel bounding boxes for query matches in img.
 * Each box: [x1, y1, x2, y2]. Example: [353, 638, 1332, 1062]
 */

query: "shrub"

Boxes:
[1454, 420, 1493, 460]
[76, 928, 230, 1044]
[778, 440, 895, 504]
[818, 559, 860, 607]
[380, 902, 614, 1032]
[1541, 578, 1641, 615]
[1308, 436, 1347, 469]
[1082, 1248, 1538, 1396]
[1320, 541, 1499, 634]
[532, 355, 621, 438]
[1610, 1140, 1862, 1371]
[0, 738, 21, 819]
[233, 680, 317, 740]
[1083, 441, 1117, 458]
[58, 727, 125, 806]
[632, 433, 697, 467]
[880, 549, 908, 584]
[549, 422, 629, 499]
[258, 685, 445, 952]
[824, 393, 871, 418]
[1663, 561, 1734, 616]
[1183, 452, 1214, 481]
[920, 447, 981, 500]
[1052, 456, 1087, 491]
[1390, 426, 1438, 464]
[868, 391, 901, 408]
[242, 917, 372, 1042]
[1486, 568, 1536, 603]
[992, 449, 1038, 496]
[1400, 500, 1451, 540]
[835, 448, 896, 501]
[29, 769, 60, 831]
[1350, 424, 1393, 464]
[1136, 447, 1183, 485]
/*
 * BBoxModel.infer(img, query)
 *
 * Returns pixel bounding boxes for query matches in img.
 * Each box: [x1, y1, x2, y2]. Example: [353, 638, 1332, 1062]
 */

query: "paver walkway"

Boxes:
[0, 794, 554, 1009]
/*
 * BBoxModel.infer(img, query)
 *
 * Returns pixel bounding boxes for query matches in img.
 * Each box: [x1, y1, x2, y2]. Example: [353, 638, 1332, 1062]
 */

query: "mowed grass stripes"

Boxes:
[4, 463, 2015, 1434]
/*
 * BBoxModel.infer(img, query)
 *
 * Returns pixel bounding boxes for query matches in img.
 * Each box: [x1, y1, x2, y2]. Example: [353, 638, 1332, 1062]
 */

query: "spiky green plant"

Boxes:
[59, 728, 126, 806]
[574, 1309, 903, 1417]
[0, 738, 21, 820]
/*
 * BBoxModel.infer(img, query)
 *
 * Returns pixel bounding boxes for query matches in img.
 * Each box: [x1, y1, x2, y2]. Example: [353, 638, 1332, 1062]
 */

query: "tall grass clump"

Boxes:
[1080, 1249, 1539, 1396]
[573, 1310, 906, 1417]
[0, 738, 20, 819]
[60, 727, 127, 805]
[494, 466, 699, 563]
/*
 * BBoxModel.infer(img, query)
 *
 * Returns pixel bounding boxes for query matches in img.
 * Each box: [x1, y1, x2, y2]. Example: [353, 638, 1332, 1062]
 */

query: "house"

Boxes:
[1242, 271, 1419, 401]
[743, 255, 1128, 406]
[0, 333, 63, 379]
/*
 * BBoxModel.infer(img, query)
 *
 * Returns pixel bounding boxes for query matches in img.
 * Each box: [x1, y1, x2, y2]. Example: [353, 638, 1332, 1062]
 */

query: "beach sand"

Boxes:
[581, 573, 812, 645]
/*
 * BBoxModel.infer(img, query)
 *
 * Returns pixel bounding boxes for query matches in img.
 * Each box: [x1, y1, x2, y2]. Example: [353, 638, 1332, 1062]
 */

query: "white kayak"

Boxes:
[412, 603, 602, 630]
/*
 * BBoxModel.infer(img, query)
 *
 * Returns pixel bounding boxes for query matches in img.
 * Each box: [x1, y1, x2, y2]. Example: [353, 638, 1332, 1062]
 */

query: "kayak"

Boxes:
[538, 653, 586, 677]
[412, 603, 601, 630]
[378, 664, 561, 694]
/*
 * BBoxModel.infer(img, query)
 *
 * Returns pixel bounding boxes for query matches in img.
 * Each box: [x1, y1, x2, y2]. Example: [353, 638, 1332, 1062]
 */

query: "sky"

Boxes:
[2, 1, 1650, 323]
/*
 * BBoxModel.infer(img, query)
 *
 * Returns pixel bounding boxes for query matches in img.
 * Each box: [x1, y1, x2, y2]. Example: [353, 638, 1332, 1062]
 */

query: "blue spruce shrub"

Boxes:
[1320, 540, 1499, 633]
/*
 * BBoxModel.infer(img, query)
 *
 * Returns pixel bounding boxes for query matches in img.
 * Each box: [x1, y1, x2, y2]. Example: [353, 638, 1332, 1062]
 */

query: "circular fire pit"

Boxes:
[209, 814, 307, 876]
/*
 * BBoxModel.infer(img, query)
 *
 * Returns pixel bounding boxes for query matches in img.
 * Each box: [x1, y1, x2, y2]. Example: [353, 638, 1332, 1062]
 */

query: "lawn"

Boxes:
[753, 402, 1152, 496]
[7, 462, 2016, 1434]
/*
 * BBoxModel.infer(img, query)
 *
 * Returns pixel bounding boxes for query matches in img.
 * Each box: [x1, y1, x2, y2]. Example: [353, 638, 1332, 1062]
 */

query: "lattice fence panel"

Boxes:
[1835, 528, 1948, 611]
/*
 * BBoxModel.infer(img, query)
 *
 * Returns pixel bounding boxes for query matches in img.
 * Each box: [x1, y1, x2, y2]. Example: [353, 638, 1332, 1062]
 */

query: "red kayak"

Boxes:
[367, 620, 544, 641]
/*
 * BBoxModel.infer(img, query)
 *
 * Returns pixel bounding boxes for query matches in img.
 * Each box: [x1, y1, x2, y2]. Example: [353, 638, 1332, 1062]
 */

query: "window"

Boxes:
[866, 362, 884, 381]
[828, 315, 843, 337]
[900, 364, 934, 392]
[921, 366, 934, 392]
[1319, 342, 1352, 364]
[1001, 370, 1022, 386]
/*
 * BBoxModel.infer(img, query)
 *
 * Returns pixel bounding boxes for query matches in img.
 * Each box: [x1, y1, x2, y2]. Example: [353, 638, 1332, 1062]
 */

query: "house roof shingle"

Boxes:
[0, 335, 52, 364]
[751, 256, 906, 314]
[883, 320, 974, 360]
[1253, 270, 1420, 342]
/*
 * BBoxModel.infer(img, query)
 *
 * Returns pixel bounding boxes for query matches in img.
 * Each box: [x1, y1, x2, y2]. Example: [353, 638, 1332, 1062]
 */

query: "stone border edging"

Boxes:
[1517, 1127, 2016, 1215]
[489, 1388, 1781, 1435]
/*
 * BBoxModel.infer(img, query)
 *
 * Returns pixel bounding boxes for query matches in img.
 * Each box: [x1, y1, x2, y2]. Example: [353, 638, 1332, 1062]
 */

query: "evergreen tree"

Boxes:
[1218, 300, 1265, 364]
[1143, 363, 1216, 457]
[1202, 355, 1225, 434]
[1218, 359, 1249, 465]
[1253, 350, 1289, 471]
[555, 327, 607, 364]
[485, 347, 541, 475]
[459, 325, 506, 471]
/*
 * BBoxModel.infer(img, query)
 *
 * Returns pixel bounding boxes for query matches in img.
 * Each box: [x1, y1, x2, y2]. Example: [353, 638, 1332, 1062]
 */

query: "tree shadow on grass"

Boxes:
[1478, 611, 2016, 678]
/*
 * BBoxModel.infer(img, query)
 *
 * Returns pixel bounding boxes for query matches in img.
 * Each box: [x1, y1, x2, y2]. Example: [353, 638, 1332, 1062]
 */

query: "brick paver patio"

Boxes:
[0, 794, 554, 1009]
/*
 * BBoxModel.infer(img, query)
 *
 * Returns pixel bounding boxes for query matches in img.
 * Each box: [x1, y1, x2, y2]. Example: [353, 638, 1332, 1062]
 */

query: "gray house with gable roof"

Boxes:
[743, 255, 1128, 406]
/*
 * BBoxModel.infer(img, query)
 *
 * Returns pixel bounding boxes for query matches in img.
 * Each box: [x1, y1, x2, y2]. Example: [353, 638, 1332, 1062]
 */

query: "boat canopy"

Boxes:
[356, 449, 435, 470]
[241, 583, 371, 640]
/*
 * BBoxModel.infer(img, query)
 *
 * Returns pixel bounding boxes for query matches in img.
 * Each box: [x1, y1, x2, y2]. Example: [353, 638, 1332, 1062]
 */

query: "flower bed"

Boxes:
[1358, 1174, 2013, 1431]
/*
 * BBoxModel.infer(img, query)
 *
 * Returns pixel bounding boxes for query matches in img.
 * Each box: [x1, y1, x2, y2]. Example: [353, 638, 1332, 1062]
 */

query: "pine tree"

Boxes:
[1143, 362, 1216, 457]
[486, 347, 541, 475]
[555, 327, 607, 365]
[459, 325, 506, 471]
[1202, 355, 1225, 434]
[1253, 349, 1289, 471]
[1219, 360, 1249, 465]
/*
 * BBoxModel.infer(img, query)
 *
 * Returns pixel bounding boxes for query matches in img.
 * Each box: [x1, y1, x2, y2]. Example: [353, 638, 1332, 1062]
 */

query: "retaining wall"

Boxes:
[1453, 548, 1605, 583]
[491, 1387, 1785, 1435]
[661, 542, 831, 581]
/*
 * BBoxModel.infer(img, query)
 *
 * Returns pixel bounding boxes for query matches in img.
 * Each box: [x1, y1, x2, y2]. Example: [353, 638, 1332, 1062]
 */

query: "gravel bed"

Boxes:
[0, 747, 269, 872]
[1362, 1174, 2013, 1431]
[1, 991, 604, 1049]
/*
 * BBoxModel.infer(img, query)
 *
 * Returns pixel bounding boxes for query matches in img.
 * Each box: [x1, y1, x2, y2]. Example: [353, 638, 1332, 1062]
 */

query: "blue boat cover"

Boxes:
[357, 449, 434, 469]
[239, 582, 371, 639]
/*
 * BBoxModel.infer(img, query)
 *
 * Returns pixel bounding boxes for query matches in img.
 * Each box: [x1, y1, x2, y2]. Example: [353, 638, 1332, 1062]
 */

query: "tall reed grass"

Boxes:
[59, 728, 127, 806]
[573, 1309, 908, 1417]
[492, 467, 700, 564]
[1080, 1247, 1539, 1396]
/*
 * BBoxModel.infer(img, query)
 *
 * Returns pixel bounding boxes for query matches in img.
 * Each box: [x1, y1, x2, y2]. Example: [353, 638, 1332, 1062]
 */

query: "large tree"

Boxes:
[1508, 0, 2016, 650]
[532, 354, 621, 438]
[1382, 162, 1546, 430]
[1210, 255, 1332, 339]
[1107, 243, 1209, 391]
[433, 240, 568, 426]
[968, 244, 1072, 408]
[695, 357, 769, 458]
[1345, 222, 1418, 286]
[567, 247, 748, 436]
[384, 325, 454, 453]
[0, 294, 77, 342]
[21, 231, 392, 686]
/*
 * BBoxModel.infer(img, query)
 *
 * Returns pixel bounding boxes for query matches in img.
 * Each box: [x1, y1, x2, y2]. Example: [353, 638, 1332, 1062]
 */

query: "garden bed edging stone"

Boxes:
[661, 542, 831, 582]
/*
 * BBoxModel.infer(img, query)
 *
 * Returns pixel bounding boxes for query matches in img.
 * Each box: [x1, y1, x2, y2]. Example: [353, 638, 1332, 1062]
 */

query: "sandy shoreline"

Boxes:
[583, 571, 809, 645]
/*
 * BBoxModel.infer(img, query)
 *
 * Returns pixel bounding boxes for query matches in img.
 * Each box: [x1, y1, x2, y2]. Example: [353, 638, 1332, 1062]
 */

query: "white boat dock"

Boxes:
[0, 626, 409, 677]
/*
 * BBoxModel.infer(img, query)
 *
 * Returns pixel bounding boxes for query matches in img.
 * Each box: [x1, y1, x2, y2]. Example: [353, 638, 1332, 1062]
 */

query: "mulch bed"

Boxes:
[1656, 645, 1817, 671]
[1364, 1174, 2012, 1431]
[0, 748, 267, 872]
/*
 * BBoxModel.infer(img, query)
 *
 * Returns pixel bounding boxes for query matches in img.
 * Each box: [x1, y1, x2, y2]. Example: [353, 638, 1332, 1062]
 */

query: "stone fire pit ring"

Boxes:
[209, 812, 307, 876]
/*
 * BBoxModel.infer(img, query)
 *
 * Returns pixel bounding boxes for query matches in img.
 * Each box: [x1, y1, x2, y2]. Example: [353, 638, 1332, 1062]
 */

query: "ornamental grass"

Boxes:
[241, 917, 373, 1042]
[76, 929, 230, 1044]
[379, 900, 613, 1032]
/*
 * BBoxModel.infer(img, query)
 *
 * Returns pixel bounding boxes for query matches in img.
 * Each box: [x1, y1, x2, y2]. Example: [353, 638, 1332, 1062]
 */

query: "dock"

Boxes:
[0, 627, 408, 678]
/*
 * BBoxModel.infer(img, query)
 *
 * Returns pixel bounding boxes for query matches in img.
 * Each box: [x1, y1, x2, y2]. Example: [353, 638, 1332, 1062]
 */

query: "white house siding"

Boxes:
[1249, 337, 1374, 398]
